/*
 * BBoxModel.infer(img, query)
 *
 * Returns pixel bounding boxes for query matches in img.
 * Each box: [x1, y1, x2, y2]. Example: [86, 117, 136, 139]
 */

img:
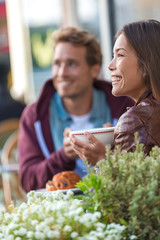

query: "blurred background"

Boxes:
[0, 0, 160, 208]
[1, 0, 160, 104]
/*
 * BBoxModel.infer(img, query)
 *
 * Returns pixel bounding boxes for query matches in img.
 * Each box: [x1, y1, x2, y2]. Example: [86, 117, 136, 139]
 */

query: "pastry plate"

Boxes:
[35, 188, 83, 195]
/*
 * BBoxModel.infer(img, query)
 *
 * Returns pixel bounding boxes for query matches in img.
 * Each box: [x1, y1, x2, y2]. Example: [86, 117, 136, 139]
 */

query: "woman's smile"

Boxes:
[111, 75, 122, 85]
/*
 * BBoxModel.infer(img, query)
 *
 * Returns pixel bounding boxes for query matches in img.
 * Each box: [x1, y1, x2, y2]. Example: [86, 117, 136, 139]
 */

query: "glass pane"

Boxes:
[22, 0, 62, 97]
[114, 0, 160, 32]
[76, 0, 100, 41]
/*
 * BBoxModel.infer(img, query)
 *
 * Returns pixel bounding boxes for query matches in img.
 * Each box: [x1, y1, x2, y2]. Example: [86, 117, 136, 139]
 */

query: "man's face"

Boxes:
[52, 42, 100, 99]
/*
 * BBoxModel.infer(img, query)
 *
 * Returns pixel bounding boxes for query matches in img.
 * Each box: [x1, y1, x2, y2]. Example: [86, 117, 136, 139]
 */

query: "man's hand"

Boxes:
[70, 131, 106, 166]
[103, 122, 112, 127]
[63, 128, 78, 160]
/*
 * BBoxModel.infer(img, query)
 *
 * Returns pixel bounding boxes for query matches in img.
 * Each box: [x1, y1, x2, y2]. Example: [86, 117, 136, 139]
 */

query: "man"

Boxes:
[18, 27, 133, 192]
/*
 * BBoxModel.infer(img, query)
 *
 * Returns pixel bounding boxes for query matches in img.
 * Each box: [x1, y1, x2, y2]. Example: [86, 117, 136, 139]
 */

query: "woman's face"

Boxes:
[108, 33, 147, 102]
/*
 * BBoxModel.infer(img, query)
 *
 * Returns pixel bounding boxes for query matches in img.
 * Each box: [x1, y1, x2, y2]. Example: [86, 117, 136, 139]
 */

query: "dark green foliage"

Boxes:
[77, 134, 160, 239]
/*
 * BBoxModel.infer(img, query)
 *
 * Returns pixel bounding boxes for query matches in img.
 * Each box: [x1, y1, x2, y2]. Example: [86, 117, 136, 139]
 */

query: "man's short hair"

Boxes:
[52, 27, 102, 66]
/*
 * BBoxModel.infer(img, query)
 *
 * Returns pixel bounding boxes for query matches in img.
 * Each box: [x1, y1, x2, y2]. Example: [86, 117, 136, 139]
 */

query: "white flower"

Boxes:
[89, 231, 97, 236]
[130, 235, 137, 240]
[0, 190, 133, 240]
[93, 212, 101, 219]
[44, 216, 54, 224]
[56, 216, 66, 225]
[47, 230, 60, 238]
[95, 232, 105, 238]
[70, 231, 78, 238]
[95, 222, 105, 229]
[7, 235, 14, 240]
[63, 225, 72, 232]
[31, 219, 39, 226]
[86, 236, 98, 240]
[27, 231, 34, 238]
[75, 207, 83, 215]
[35, 231, 46, 239]
[7, 223, 19, 230]
[18, 227, 27, 236]
[65, 190, 74, 199]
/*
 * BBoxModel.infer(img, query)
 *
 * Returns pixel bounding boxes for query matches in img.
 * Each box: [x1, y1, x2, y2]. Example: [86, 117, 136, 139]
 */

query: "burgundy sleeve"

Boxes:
[18, 106, 75, 193]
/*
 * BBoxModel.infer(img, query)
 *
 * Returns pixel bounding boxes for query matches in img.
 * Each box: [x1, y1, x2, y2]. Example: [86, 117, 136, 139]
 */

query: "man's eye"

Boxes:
[53, 61, 60, 66]
[69, 61, 76, 66]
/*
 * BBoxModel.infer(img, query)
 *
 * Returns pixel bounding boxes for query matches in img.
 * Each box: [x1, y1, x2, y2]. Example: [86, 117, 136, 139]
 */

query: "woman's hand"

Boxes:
[70, 131, 106, 165]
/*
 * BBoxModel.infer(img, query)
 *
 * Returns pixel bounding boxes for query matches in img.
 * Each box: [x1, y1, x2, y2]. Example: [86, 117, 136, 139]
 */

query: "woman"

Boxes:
[70, 20, 160, 165]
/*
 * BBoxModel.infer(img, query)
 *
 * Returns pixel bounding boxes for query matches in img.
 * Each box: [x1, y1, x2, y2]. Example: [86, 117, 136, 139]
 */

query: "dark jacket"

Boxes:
[114, 90, 160, 154]
[0, 88, 25, 122]
[0, 55, 26, 121]
[18, 79, 134, 192]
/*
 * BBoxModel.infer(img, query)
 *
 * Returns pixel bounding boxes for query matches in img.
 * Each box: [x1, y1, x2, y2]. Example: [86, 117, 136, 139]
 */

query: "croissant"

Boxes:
[46, 171, 81, 191]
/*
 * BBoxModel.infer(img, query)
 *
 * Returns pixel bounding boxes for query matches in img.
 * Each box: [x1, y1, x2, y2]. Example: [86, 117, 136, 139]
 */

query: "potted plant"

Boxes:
[77, 134, 160, 240]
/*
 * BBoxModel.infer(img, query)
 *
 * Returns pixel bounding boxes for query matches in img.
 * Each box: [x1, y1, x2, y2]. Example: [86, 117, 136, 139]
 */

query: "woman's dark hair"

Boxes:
[115, 19, 160, 102]
[52, 27, 102, 67]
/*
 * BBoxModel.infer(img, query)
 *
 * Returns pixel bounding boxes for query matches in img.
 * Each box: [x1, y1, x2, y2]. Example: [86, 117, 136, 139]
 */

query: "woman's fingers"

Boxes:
[70, 133, 106, 165]
[84, 131, 99, 145]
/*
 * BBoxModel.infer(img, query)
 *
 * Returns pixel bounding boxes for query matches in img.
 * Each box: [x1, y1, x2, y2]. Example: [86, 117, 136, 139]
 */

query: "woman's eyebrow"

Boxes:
[115, 47, 128, 52]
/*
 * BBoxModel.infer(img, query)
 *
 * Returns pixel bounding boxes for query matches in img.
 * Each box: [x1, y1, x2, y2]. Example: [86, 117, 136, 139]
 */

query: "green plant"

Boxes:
[77, 134, 160, 239]
[77, 173, 114, 222]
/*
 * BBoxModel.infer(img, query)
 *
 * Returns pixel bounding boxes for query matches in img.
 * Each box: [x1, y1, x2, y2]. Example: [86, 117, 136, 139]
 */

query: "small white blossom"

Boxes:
[35, 231, 46, 239]
[18, 227, 27, 236]
[27, 231, 34, 238]
[31, 220, 39, 226]
[47, 230, 60, 238]
[70, 231, 78, 238]
[63, 225, 72, 232]
[130, 235, 137, 240]
[7, 235, 14, 240]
